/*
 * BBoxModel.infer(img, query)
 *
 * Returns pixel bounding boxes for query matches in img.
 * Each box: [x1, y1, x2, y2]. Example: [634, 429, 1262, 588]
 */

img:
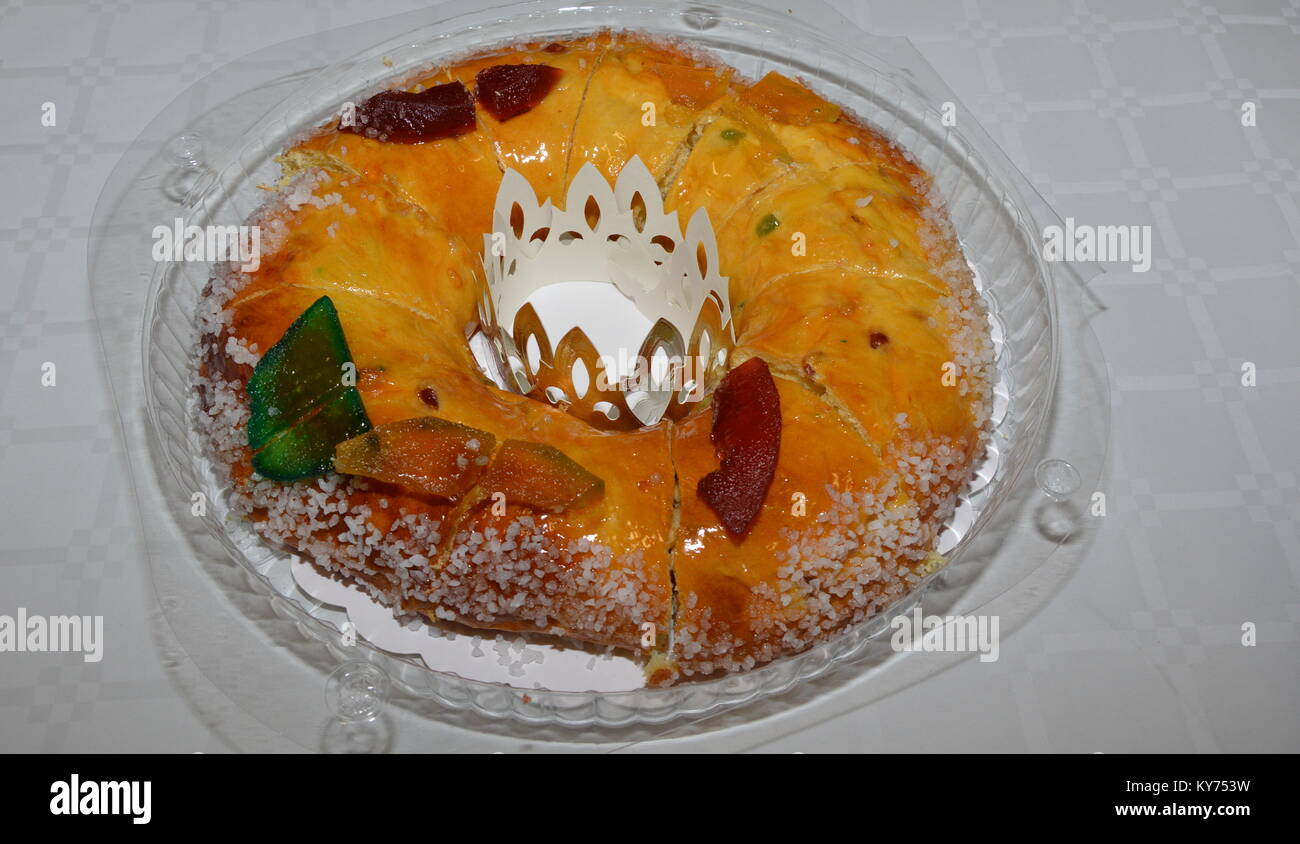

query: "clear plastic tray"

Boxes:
[91, 0, 1110, 738]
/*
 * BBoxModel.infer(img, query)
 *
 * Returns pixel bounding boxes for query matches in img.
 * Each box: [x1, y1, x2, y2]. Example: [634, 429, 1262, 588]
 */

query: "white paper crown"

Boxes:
[476, 156, 734, 429]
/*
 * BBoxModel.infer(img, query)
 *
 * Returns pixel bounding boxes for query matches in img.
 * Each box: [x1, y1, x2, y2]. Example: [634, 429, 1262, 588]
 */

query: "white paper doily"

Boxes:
[289, 559, 647, 691]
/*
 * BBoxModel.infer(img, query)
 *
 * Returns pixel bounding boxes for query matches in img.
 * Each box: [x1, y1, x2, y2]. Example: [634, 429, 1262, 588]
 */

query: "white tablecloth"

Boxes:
[0, 0, 1296, 752]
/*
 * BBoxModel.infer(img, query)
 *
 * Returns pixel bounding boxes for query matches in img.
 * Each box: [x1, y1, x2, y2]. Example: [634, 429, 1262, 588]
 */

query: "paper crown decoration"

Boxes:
[476, 156, 734, 430]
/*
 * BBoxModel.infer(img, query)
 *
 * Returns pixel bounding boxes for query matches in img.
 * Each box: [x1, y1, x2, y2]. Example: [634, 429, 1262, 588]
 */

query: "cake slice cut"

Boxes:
[430, 403, 676, 656]
[230, 169, 484, 369]
[733, 266, 992, 521]
[567, 33, 732, 187]
[772, 114, 925, 184]
[659, 93, 794, 253]
[667, 371, 935, 680]
[718, 164, 951, 309]
[444, 35, 611, 205]
[282, 69, 504, 248]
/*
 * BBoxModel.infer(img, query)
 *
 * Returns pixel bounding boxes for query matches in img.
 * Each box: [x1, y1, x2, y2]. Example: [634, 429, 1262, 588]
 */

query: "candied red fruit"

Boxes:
[343, 81, 475, 143]
[697, 357, 782, 538]
[475, 64, 562, 121]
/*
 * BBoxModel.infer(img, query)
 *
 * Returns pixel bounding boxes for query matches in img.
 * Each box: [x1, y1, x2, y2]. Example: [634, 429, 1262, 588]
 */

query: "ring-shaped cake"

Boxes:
[194, 31, 994, 685]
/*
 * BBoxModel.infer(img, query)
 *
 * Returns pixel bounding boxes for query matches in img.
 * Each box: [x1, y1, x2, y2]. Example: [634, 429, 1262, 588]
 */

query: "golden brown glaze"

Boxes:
[718, 165, 947, 309]
[737, 269, 979, 453]
[286, 70, 503, 247]
[661, 93, 793, 240]
[569, 34, 730, 185]
[444, 36, 611, 204]
[671, 375, 903, 675]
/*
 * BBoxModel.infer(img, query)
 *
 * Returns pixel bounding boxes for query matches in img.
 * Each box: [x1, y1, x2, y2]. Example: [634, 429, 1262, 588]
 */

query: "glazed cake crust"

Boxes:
[195, 31, 994, 684]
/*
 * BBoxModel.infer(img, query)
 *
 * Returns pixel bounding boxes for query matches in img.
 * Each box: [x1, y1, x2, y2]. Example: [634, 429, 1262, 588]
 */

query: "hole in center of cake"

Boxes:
[473, 156, 735, 431]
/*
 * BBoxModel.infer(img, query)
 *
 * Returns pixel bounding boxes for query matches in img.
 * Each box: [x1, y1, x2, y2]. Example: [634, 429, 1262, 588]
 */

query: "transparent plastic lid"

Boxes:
[91, 0, 1109, 746]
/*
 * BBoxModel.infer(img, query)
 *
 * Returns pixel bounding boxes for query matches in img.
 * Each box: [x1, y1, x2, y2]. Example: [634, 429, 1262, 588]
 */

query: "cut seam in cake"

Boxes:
[558, 32, 615, 193]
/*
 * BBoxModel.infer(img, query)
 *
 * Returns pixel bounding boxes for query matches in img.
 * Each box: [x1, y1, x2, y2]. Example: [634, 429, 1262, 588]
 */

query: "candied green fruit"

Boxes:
[253, 389, 370, 481]
[246, 296, 372, 481]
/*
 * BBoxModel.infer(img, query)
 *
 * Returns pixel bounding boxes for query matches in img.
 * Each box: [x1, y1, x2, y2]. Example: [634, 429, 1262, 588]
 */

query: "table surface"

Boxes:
[1, 0, 1297, 753]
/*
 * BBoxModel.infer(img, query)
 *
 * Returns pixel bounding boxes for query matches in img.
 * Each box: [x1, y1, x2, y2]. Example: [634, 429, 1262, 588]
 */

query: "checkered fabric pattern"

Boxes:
[0, 0, 1295, 752]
